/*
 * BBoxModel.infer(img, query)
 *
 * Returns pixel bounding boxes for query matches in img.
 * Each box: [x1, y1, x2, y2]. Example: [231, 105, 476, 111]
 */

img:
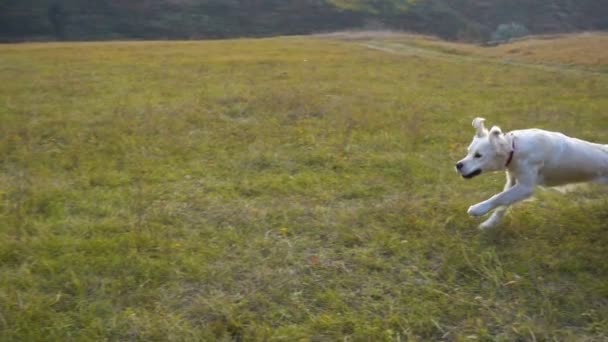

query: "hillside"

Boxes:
[323, 31, 608, 72]
[0, 34, 607, 340]
[487, 33, 608, 68]
[1, 0, 607, 42]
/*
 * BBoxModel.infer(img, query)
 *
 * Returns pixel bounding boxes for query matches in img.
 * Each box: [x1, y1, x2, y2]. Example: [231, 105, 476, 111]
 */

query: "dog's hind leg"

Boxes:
[479, 173, 516, 229]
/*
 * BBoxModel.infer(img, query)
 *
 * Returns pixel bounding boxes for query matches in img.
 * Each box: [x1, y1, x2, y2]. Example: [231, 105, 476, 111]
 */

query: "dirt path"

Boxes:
[363, 40, 608, 78]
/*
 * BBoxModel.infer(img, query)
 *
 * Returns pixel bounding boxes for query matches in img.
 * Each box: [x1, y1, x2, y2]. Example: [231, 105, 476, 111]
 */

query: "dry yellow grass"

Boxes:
[488, 32, 608, 67]
[323, 30, 608, 70]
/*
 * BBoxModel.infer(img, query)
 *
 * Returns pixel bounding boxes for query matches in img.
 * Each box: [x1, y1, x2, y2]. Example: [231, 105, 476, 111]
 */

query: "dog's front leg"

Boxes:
[479, 172, 516, 229]
[469, 165, 539, 218]
[468, 183, 534, 217]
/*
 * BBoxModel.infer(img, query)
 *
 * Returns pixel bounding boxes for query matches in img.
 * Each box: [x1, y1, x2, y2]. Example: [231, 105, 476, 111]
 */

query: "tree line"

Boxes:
[1, 0, 607, 42]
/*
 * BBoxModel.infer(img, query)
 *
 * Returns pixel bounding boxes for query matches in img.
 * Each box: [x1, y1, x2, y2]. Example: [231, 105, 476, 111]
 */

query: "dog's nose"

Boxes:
[456, 162, 464, 170]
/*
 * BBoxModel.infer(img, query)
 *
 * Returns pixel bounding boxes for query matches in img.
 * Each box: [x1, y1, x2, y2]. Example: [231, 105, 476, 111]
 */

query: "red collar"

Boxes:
[505, 136, 515, 167]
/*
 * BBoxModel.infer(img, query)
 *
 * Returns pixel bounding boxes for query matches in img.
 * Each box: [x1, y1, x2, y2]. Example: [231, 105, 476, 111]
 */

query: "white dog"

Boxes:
[456, 117, 608, 229]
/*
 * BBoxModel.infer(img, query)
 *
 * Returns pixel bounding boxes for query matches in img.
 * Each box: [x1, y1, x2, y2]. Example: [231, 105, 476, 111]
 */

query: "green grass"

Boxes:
[1, 35, 607, 341]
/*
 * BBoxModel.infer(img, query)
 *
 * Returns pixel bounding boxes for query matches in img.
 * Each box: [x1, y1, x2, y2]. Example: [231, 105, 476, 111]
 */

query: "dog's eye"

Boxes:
[474, 153, 482, 158]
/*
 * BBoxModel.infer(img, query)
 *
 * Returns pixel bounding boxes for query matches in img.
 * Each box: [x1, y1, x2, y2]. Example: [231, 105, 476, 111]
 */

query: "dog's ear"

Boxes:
[472, 117, 487, 137]
[489, 126, 509, 153]
[489, 125, 502, 136]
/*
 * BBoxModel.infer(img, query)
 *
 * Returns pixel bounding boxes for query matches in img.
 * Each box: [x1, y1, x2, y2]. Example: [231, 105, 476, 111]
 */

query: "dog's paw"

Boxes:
[479, 219, 497, 230]
[468, 203, 490, 217]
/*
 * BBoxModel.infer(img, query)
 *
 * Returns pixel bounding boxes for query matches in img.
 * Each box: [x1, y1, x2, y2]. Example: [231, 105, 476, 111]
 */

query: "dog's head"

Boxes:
[455, 117, 511, 179]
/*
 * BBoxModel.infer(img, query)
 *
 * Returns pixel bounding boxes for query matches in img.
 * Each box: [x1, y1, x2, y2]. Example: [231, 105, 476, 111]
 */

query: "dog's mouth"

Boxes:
[462, 169, 482, 179]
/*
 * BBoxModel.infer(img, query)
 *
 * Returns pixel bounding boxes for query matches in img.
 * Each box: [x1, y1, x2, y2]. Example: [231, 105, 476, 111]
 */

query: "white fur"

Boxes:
[456, 117, 608, 229]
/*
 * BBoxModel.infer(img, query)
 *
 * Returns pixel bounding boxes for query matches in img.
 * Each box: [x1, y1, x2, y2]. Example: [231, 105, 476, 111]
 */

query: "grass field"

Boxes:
[1, 33, 607, 341]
